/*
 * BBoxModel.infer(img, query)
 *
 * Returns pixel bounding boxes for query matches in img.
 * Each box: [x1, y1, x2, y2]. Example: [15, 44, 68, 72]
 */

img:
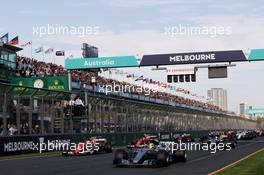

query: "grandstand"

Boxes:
[16, 55, 222, 112]
[0, 45, 260, 136]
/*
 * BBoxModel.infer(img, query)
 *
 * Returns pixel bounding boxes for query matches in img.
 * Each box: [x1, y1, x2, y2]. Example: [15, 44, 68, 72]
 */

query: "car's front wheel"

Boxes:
[113, 149, 127, 165]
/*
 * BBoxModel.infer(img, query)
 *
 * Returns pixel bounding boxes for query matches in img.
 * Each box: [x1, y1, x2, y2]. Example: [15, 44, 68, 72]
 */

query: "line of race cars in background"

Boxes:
[61, 129, 264, 167]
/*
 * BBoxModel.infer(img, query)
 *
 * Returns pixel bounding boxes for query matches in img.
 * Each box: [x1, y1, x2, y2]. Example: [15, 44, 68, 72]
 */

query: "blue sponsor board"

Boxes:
[65, 56, 138, 69]
[248, 49, 264, 61]
[140, 50, 248, 66]
[245, 108, 264, 115]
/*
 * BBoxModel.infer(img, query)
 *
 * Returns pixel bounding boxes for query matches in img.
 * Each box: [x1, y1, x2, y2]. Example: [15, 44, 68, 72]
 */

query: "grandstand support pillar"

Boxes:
[16, 96, 21, 135]
[153, 114, 157, 132]
[176, 114, 180, 131]
[107, 102, 111, 133]
[3, 92, 7, 136]
[28, 97, 33, 135]
[139, 112, 143, 132]
[100, 102, 103, 133]
[147, 110, 151, 132]
[132, 111, 135, 132]
[125, 105, 128, 133]
[178, 115, 181, 131]
[151, 112, 154, 132]
[144, 110, 148, 132]
[84, 91, 89, 133]
[60, 102, 65, 134]
[194, 114, 198, 131]
[94, 104, 98, 133]
[157, 111, 161, 132]
[152, 112, 156, 132]
[169, 113, 173, 132]
[68, 71, 72, 91]
[173, 116, 177, 132]
[197, 115, 201, 130]
[69, 105, 74, 133]
[114, 107, 117, 133]
[158, 111, 161, 132]
[50, 98, 54, 134]
[41, 97, 45, 134]
[135, 112, 139, 132]
[182, 114, 186, 131]
[136, 109, 140, 132]
[182, 114, 185, 131]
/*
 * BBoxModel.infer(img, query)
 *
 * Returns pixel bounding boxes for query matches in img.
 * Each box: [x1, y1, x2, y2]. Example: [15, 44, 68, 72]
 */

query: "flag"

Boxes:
[9, 36, 19, 45]
[35, 46, 43, 53]
[135, 75, 144, 81]
[44, 48, 54, 54]
[156, 81, 161, 86]
[127, 74, 135, 78]
[55, 50, 65, 56]
[143, 78, 149, 82]
[184, 90, 190, 94]
[0, 33, 8, 44]
[21, 41, 32, 47]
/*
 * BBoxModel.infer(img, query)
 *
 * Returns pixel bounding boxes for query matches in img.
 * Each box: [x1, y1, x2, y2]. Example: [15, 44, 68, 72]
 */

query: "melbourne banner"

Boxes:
[140, 50, 248, 66]
[11, 76, 69, 96]
[65, 56, 138, 69]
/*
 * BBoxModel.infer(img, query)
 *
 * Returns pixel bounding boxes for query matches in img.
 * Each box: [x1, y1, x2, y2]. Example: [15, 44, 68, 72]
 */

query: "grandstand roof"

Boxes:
[0, 44, 23, 52]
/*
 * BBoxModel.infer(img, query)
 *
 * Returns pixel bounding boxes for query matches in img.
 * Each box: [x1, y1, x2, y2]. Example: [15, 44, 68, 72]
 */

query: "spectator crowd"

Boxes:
[15, 56, 222, 112]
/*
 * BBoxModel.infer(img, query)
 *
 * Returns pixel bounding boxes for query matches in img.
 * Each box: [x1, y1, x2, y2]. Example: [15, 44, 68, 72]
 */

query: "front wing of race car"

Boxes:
[114, 158, 161, 167]
[62, 150, 94, 156]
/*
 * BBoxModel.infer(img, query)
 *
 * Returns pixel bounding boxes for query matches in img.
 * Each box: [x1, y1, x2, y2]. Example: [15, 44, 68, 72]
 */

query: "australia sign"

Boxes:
[65, 56, 138, 69]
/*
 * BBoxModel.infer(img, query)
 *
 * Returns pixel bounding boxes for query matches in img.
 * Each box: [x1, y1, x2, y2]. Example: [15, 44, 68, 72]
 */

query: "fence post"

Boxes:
[41, 97, 44, 134]
[3, 91, 7, 136]
[16, 96, 21, 135]
[29, 97, 33, 134]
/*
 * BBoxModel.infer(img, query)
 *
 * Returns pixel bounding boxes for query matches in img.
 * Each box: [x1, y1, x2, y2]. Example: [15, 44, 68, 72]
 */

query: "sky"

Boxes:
[1, 0, 264, 112]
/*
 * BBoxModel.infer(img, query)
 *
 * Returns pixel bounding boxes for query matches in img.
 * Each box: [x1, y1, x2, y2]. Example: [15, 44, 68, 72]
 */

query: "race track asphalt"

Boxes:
[1, 137, 264, 175]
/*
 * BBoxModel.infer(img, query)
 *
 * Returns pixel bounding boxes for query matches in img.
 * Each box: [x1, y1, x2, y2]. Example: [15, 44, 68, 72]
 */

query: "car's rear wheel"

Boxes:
[174, 150, 187, 162]
[157, 150, 170, 167]
[104, 143, 113, 153]
[181, 151, 187, 162]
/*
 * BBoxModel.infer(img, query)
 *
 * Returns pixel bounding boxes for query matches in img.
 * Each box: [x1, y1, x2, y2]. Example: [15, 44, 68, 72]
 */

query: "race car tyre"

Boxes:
[113, 149, 128, 165]
[157, 150, 170, 167]
[104, 143, 113, 153]
[183, 151, 187, 162]
[174, 150, 187, 162]
[230, 142, 236, 149]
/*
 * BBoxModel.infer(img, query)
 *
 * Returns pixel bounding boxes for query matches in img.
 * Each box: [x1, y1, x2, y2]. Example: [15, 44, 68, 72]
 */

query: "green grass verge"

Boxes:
[217, 149, 264, 175]
[0, 146, 124, 161]
[0, 151, 62, 161]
